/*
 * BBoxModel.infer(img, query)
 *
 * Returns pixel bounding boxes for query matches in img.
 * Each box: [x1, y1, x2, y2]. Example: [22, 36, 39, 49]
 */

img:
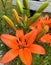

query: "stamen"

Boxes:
[35, 26, 38, 29]
[18, 45, 22, 49]
[25, 40, 27, 45]
[18, 45, 25, 49]
[17, 40, 19, 43]
[19, 38, 21, 42]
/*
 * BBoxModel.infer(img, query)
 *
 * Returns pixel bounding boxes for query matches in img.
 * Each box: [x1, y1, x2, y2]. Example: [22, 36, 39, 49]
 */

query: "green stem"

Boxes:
[23, 0, 30, 17]
[37, 28, 48, 41]
[20, 19, 30, 34]
[5, 0, 7, 6]
[1, 0, 7, 15]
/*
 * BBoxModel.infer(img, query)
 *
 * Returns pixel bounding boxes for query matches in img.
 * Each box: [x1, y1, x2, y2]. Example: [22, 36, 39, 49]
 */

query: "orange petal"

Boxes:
[44, 14, 49, 21]
[19, 48, 32, 65]
[1, 49, 18, 64]
[16, 30, 24, 41]
[29, 44, 45, 54]
[30, 17, 43, 35]
[34, 22, 42, 33]
[1, 34, 18, 49]
[29, 26, 34, 30]
[43, 14, 49, 25]
[39, 34, 51, 43]
[47, 19, 51, 28]
[32, 18, 42, 33]
[25, 28, 38, 44]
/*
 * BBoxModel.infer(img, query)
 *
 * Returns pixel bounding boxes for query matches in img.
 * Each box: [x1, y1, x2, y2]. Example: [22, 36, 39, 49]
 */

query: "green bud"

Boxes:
[23, 0, 29, 9]
[36, 1, 49, 13]
[16, 0, 23, 14]
[28, 13, 41, 25]
[2, 15, 16, 31]
[37, 25, 49, 40]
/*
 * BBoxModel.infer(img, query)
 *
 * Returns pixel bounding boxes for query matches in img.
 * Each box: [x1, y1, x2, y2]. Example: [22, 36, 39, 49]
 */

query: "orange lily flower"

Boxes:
[0, 29, 45, 65]
[30, 14, 51, 31]
[29, 15, 47, 34]
[36, 15, 51, 28]
[37, 14, 51, 27]
[30, 18, 42, 34]
[39, 34, 51, 46]
[44, 15, 51, 28]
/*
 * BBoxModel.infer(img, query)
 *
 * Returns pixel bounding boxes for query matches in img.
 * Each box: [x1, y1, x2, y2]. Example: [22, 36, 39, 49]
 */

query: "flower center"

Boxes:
[17, 38, 28, 49]
[18, 45, 25, 49]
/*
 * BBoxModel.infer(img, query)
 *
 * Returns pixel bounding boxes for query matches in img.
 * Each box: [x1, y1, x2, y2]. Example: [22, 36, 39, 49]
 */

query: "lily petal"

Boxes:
[30, 17, 42, 34]
[30, 44, 45, 54]
[16, 30, 24, 41]
[47, 19, 51, 28]
[1, 34, 18, 49]
[34, 21, 42, 33]
[44, 14, 49, 21]
[43, 15, 49, 25]
[19, 48, 32, 65]
[39, 34, 51, 43]
[25, 28, 38, 44]
[1, 49, 18, 64]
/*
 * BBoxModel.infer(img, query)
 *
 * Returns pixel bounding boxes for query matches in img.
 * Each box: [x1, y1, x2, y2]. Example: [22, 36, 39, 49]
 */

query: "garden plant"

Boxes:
[0, 0, 51, 65]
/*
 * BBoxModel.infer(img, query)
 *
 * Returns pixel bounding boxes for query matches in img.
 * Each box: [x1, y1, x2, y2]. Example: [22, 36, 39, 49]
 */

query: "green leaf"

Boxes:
[20, 19, 30, 34]
[31, 54, 42, 65]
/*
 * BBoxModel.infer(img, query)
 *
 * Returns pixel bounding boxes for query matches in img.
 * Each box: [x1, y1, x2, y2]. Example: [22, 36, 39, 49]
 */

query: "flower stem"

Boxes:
[1, 0, 7, 15]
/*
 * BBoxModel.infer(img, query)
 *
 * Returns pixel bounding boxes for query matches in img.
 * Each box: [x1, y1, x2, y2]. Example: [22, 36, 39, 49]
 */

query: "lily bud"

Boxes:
[28, 13, 41, 25]
[16, 0, 23, 14]
[12, 9, 21, 26]
[23, 0, 29, 9]
[36, 1, 48, 13]
[37, 25, 49, 40]
[2, 15, 16, 31]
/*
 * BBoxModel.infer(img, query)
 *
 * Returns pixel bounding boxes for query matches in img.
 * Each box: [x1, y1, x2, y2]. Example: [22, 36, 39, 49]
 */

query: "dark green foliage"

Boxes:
[31, 44, 51, 65]
[19, 19, 30, 34]
[31, 54, 42, 65]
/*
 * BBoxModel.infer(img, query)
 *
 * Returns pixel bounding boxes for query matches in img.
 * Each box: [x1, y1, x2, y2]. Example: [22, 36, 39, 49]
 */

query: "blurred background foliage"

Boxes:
[0, 0, 16, 62]
[0, 0, 13, 34]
